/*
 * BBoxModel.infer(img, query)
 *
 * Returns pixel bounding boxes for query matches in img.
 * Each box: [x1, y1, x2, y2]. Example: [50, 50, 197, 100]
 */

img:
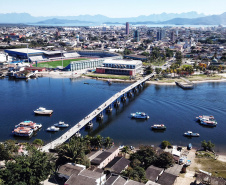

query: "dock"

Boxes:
[41, 73, 154, 152]
[175, 78, 194, 89]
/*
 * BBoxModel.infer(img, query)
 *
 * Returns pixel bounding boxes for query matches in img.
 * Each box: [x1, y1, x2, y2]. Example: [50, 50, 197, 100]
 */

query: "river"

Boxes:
[0, 77, 226, 153]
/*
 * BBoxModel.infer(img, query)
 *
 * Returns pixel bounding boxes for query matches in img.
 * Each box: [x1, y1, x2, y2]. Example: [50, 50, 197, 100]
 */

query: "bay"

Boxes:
[0, 77, 225, 153]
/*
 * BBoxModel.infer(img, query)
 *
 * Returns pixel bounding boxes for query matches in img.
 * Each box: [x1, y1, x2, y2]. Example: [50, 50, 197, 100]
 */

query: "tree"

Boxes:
[103, 137, 113, 149]
[0, 146, 55, 185]
[155, 67, 162, 74]
[121, 166, 147, 183]
[131, 159, 141, 168]
[32, 139, 44, 146]
[155, 152, 174, 169]
[130, 145, 157, 169]
[121, 146, 130, 157]
[161, 141, 171, 149]
[0, 140, 19, 161]
[207, 141, 215, 151]
[201, 140, 208, 151]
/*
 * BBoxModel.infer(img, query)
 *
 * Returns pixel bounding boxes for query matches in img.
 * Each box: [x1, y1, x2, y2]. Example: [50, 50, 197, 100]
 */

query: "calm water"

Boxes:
[0, 78, 226, 153]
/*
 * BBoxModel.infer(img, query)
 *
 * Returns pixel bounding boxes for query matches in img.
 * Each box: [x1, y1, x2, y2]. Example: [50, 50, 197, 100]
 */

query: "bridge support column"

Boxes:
[121, 94, 127, 102]
[114, 99, 120, 107]
[96, 112, 104, 120]
[133, 87, 138, 94]
[86, 121, 93, 129]
[127, 91, 133, 98]
[106, 105, 112, 113]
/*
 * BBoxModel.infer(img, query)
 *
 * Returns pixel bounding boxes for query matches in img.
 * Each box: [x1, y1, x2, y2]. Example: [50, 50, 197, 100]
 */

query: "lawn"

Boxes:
[36, 58, 87, 68]
[85, 73, 131, 80]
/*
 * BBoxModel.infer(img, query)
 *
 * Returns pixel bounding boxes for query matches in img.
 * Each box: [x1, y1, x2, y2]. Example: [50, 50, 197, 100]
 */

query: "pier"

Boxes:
[41, 73, 154, 152]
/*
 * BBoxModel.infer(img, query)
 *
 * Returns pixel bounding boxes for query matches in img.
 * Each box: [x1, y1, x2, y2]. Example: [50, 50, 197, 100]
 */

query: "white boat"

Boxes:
[46, 126, 60, 132]
[54, 121, 69, 128]
[184, 131, 200, 137]
[196, 115, 215, 122]
[151, 124, 166, 130]
[34, 107, 53, 115]
[200, 119, 217, 127]
[131, 112, 149, 119]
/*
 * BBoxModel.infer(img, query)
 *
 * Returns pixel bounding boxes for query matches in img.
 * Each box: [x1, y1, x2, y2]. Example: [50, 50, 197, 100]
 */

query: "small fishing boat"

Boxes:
[46, 126, 60, 132]
[184, 131, 200, 137]
[131, 112, 149, 119]
[54, 121, 69, 128]
[15, 120, 42, 131]
[34, 107, 53, 115]
[196, 115, 215, 122]
[200, 119, 217, 127]
[151, 124, 166, 130]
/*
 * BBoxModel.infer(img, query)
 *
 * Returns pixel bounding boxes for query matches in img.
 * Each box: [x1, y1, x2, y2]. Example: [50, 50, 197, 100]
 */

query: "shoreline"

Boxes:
[37, 72, 226, 85]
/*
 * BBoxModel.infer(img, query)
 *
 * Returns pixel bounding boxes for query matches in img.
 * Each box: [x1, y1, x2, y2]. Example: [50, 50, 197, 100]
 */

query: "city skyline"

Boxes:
[0, 0, 225, 18]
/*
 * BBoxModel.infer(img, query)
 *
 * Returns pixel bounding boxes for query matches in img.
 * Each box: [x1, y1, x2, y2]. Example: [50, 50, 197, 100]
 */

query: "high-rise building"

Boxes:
[157, 30, 162, 41]
[126, 22, 129, 35]
[134, 30, 139, 42]
[170, 31, 175, 42]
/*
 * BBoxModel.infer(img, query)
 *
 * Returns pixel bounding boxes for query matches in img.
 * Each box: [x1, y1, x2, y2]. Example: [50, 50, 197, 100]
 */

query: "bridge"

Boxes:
[41, 73, 154, 152]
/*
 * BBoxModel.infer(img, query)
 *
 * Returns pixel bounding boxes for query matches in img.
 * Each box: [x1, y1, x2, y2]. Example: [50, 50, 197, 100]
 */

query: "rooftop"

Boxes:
[5, 48, 45, 54]
[103, 59, 142, 66]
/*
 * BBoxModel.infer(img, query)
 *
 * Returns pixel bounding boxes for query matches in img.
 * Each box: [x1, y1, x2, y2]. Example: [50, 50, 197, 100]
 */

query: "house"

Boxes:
[126, 180, 145, 185]
[195, 172, 226, 185]
[105, 174, 127, 185]
[104, 157, 130, 174]
[57, 163, 85, 180]
[91, 147, 120, 168]
[145, 165, 164, 182]
[145, 181, 161, 185]
[157, 172, 177, 185]
[64, 169, 106, 185]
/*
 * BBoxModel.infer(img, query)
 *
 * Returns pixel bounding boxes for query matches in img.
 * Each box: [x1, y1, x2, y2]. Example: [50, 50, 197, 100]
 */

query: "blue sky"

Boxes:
[1, 0, 225, 17]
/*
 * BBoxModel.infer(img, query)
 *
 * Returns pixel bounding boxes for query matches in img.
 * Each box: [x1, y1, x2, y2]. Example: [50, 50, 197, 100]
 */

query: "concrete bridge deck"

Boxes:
[41, 73, 154, 152]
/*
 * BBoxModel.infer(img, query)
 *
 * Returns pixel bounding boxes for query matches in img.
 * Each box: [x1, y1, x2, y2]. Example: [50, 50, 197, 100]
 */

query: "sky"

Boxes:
[0, 0, 225, 17]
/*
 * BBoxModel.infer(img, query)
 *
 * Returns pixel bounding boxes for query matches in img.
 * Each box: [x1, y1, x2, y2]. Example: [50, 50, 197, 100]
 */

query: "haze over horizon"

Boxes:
[1, 0, 225, 18]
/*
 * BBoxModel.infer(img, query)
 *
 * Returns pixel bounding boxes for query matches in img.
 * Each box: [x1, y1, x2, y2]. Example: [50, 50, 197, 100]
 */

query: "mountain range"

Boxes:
[0, 12, 225, 25]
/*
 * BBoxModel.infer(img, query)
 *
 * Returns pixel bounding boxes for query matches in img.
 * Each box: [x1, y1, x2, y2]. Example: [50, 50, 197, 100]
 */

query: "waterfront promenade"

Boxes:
[41, 73, 154, 152]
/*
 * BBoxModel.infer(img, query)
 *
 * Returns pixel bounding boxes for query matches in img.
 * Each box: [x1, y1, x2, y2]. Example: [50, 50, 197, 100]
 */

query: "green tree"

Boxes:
[32, 139, 44, 146]
[121, 166, 147, 183]
[207, 141, 215, 151]
[0, 146, 55, 185]
[155, 67, 162, 74]
[155, 152, 174, 169]
[0, 140, 19, 161]
[130, 145, 157, 169]
[161, 141, 171, 149]
[201, 140, 208, 151]
[103, 137, 113, 149]
[121, 146, 130, 157]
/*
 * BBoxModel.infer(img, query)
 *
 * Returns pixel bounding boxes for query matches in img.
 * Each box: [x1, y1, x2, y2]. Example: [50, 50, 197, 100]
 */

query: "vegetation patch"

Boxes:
[36, 58, 87, 68]
[85, 73, 130, 80]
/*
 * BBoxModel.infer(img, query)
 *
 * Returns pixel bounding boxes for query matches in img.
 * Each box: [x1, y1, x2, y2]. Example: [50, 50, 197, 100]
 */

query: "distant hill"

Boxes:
[35, 18, 93, 25]
[0, 12, 206, 24]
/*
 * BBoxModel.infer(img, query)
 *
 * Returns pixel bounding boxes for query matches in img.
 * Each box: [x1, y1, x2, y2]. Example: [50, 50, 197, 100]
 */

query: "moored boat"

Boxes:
[107, 80, 112, 85]
[54, 121, 69, 128]
[200, 119, 217, 127]
[196, 115, 215, 122]
[15, 120, 42, 131]
[151, 124, 166, 130]
[34, 107, 53, 115]
[13, 127, 33, 137]
[184, 131, 200, 137]
[46, 126, 60, 132]
[131, 112, 149, 119]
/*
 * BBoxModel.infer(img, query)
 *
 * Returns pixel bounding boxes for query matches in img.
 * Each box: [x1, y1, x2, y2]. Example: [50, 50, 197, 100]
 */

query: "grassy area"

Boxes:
[36, 58, 87, 68]
[195, 158, 226, 178]
[85, 73, 131, 80]
[151, 60, 166, 66]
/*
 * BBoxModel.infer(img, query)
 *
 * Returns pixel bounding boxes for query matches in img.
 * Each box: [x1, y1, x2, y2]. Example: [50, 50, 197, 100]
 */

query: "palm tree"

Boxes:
[121, 146, 130, 158]
[103, 137, 113, 149]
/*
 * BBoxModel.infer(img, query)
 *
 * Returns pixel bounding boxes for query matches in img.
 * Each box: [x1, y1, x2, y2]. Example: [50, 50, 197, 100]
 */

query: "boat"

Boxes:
[15, 120, 42, 131]
[151, 124, 166, 130]
[184, 131, 200, 137]
[54, 121, 69, 128]
[13, 127, 33, 137]
[34, 107, 53, 115]
[84, 82, 89, 84]
[107, 80, 112, 85]
[46, 126, 60, 132]
[196, 115, 215, 122]
[200, 119, 217, 127]
[75, 132, 81, 137]
[131, 112, 149, 119]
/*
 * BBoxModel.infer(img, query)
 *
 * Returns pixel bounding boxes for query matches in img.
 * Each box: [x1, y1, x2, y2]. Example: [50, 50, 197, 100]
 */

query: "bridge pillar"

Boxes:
[133, 87, 138, 93]
[106, 105, 112, 113]
[121, 94, 127, 102]
[114, 99, 120, 107]
[96, 112, 104, 120]
[86, 121, 93, 129]
[127, 91, 133, 98]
